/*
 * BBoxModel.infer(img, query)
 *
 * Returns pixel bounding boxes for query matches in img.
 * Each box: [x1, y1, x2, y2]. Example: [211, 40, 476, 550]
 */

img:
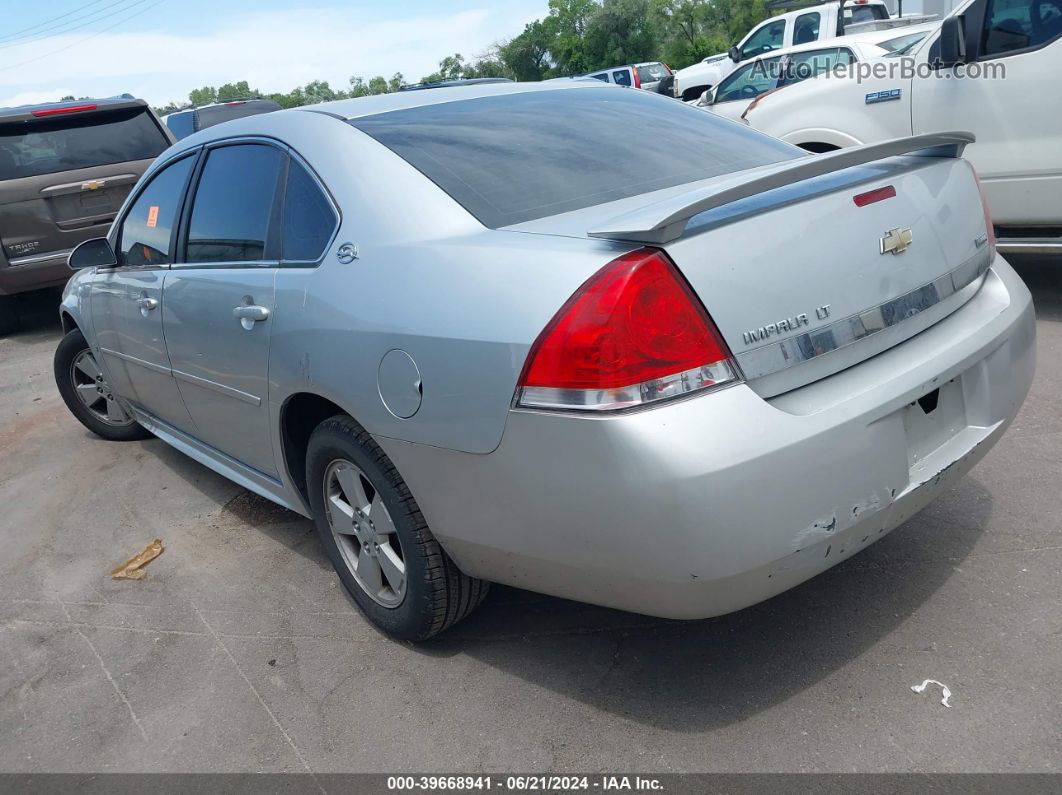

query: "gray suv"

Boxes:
[0, 97, 172, 334]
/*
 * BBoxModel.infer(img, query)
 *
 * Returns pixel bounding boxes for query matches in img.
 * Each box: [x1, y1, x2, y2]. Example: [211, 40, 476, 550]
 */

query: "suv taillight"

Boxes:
[516, 248, 739, 411]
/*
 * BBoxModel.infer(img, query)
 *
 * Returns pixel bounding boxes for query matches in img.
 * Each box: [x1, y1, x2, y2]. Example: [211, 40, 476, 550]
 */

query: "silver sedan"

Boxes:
[55, 82, 1034, 639]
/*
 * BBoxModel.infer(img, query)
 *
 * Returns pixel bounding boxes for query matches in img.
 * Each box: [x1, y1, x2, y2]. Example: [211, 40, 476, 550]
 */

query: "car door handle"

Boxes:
[233, 304, 270, 330]
[136, 296, 158, 311]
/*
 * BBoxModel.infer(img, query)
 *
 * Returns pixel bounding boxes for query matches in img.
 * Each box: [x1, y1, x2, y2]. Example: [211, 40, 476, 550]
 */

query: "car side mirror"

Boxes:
[936, 16, 967, 67]
[728, 46, 742, 63]
[68, 237, 117, 270]
[700, 88, 717, 106]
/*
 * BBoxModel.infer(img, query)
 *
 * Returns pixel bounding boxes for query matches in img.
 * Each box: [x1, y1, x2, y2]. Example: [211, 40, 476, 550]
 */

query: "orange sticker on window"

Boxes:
[146, 205, 160, 228]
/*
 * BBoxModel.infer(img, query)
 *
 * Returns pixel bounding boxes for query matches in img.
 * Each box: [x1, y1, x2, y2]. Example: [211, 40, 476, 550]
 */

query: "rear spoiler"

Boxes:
[588, 131, 975, 244]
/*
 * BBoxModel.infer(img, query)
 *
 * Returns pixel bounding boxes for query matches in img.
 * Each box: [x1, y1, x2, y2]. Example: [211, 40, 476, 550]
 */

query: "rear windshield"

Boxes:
[0, 107, 169, 180]
[846, 4, 890, 23]
[350, 87, 799, 228]
[636, 63, 669, 83]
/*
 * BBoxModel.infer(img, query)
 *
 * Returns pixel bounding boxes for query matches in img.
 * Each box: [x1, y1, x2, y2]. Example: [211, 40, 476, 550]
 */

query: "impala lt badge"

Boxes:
[880, 227, 913, 255]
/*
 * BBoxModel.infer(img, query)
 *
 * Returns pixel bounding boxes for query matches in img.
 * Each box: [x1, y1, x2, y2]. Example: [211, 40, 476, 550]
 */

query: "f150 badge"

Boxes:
[866, 88, 902, 104]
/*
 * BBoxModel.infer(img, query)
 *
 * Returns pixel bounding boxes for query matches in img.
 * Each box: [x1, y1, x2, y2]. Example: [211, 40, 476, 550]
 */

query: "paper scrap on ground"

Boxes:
[911, 679, 953, 707]
[111, 539, 164, 580]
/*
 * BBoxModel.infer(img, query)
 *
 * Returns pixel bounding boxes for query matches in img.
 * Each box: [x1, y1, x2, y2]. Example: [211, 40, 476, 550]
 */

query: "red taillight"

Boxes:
[632, 69, 641, 89]
[516, 248, 738, 411]
[972, 167, 997, 256]
[31, 103, 97, 117]
[853, 185, 896, 207]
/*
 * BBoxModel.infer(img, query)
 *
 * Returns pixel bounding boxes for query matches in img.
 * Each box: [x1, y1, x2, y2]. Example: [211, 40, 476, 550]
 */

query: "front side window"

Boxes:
[613, 69, 633, 86]
[185, 144, 283, 264]
[793, 12, 821, 44]
[118, 155, 195, 267]
[982, 0, 1062, 55]
[282, 160, 337, 262]
[740, 19, 786, 60]
[715, 56, 782, 102]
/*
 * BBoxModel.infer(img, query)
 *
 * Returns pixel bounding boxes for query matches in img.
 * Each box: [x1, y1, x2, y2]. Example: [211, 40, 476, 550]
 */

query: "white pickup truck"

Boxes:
[672, 0, 919, 100]
[744, 0, 1062, 253]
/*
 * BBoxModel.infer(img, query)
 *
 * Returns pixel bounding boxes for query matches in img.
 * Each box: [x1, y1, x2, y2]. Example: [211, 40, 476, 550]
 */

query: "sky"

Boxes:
[0, 0, 548, 108]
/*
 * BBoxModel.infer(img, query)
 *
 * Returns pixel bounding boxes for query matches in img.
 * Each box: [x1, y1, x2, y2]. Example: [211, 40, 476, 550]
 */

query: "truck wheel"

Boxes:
[306, 414, 489, 641]
[0, 294, 19, 336]
[54, 329, 151, 441]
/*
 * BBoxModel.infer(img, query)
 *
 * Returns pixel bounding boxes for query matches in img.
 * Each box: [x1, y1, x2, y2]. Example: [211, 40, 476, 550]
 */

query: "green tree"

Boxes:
[584, 0, 658, 69]
[216, 80, 257, 102]
[188, 86, 218, 106]
[499, 20, 553, 80]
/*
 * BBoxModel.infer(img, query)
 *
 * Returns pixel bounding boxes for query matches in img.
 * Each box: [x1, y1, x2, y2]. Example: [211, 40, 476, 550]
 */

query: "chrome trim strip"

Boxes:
[736, 249, 993, 380]
[171, 368, 262, 406]
[99, 347, 171, 376]
[9, 249, 72, 267]
[996, 238, 1062, 255]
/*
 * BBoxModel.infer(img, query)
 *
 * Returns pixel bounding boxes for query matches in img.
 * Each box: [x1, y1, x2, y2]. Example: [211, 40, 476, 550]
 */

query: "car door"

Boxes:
[89, 152, 198, 432]
[161, 140, 284, 476]
[911, 0, 1062, 224]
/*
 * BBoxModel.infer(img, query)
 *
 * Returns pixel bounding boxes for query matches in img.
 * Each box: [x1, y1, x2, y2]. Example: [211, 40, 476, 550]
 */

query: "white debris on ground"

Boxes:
[911, 679, 953, 708]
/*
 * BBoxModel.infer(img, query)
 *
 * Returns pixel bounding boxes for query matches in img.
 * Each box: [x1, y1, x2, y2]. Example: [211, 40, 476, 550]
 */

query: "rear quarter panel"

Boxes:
[259, 111, 626, 455]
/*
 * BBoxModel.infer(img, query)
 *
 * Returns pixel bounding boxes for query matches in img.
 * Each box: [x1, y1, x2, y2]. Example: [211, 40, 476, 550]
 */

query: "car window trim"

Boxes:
[173, 136, 287, 270]
[109, 149, 201, 272]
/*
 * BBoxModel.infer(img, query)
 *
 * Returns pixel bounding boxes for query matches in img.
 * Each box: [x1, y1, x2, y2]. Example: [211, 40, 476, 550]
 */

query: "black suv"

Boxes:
[0, 96, 173, 334]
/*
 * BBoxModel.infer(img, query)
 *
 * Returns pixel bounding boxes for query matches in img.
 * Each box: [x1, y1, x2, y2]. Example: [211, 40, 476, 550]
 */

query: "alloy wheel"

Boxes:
[70, 350, 135, 427]
[323, 459, 407, 608]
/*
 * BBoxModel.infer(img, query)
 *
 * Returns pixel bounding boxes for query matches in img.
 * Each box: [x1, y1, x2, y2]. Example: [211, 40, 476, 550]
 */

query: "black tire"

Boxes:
[0, 294, 19, 336]
[306, 414, 489, 640]
[54, 328, 151, 441]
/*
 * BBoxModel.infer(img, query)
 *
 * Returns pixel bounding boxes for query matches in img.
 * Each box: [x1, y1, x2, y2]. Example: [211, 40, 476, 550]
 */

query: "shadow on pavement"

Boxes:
[1010, 254, 1062, 321]
[420, 477, 992, 732]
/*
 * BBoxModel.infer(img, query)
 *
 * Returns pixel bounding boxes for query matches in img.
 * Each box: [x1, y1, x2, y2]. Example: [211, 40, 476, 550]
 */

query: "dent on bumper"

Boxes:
[378, 257, 1036, 620]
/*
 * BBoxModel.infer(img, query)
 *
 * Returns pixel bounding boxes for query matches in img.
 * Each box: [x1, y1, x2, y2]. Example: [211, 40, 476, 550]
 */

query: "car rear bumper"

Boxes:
[0, 251, 72, 296]
[378, 254, 1036, 619]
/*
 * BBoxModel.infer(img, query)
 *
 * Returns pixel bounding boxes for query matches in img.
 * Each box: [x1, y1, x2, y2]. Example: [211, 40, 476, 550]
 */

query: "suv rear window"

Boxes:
[0, 107, 169, 180]
[636, 63, 669, 83]
[350, 87, 798, 228]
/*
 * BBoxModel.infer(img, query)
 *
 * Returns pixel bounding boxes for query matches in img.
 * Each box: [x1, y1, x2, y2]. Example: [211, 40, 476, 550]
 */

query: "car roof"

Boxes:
[0, 95, 147, 123]
[302, 80, 616, 121]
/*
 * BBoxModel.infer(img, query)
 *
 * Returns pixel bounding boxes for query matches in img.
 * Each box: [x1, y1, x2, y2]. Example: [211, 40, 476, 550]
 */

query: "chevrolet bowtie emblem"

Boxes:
[82, 179, 104, 191]
[880, 227, 913, 255]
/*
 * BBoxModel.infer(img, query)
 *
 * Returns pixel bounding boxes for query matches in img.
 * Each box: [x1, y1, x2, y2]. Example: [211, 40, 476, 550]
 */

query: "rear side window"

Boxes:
[0, 107, 169, 180]
[118, 156, 195, 267]
[165, 111, 197, 140]
[350, 88, 798, 228]
[613, 70, 632, 86]
[282, 160, 337, 262]
[186, 144, 283, 263]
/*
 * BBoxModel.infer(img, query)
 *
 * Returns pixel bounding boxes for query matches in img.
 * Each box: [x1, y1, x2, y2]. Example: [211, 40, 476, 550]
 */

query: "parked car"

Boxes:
[692, 39, 893, 121]
[584, 61, 673, 92]
[672, 0, 932, 100]
[399, 77, 513, 91]
[55, 82, 1033, 640]
[743, 0, 1062, 253]
[692, 24, 937, 119]
[163, 99, 281, 140]
[0, 96, 172, 334]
